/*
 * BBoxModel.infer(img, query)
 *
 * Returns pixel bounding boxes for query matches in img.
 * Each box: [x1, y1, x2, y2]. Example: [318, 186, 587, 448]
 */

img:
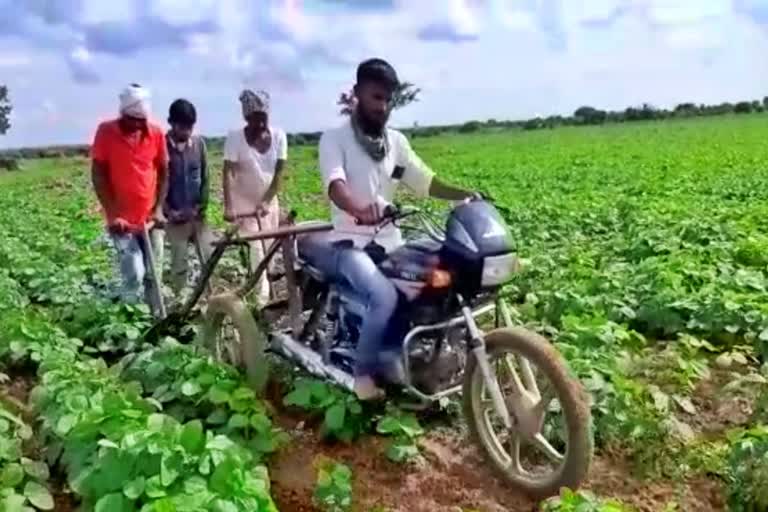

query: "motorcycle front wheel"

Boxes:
[462, 327, 593, 499]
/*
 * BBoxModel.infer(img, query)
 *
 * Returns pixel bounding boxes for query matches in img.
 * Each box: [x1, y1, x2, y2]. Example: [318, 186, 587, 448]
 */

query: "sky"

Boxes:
[0, 0, 767, 148]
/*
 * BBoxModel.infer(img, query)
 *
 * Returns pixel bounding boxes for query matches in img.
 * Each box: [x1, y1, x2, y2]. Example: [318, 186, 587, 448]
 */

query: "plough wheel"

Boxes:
[199, 292, 269, 394]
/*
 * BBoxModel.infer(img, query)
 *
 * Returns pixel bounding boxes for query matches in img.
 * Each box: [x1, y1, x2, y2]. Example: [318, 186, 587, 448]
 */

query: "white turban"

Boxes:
[119, 84, 151, 119]
[239, 89, 270, 118]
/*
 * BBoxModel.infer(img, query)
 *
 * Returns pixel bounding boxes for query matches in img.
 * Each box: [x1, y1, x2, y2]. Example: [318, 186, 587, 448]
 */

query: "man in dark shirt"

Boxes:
[156, 99, 212, 297]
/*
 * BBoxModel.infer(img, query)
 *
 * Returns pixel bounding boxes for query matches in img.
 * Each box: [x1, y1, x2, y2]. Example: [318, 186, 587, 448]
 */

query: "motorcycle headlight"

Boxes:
[481, 253, 520, 287]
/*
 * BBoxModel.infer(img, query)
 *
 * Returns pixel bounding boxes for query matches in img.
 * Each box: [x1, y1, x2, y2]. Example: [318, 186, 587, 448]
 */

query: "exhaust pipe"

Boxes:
[270, 333, 355, 392]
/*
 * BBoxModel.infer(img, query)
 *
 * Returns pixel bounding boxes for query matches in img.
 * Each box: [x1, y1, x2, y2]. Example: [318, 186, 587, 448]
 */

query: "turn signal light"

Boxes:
[427, 269, 452, 288]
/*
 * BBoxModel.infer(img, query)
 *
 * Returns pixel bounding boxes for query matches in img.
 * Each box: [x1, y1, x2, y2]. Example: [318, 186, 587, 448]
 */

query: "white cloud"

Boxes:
[645, 0, 732, 25]
[81, 0, 137, 24]
[0, 53, 31, 68]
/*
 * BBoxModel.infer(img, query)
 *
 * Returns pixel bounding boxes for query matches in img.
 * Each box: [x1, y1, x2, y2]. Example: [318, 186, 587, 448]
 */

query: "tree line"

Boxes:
[1, 81, 767, 163]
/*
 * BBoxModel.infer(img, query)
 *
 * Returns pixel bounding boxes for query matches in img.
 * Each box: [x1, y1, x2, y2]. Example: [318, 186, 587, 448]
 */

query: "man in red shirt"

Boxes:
[91, 84, 169, 314]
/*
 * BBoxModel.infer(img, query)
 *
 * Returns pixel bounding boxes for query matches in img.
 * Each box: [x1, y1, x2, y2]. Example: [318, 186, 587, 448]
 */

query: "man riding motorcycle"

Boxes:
[318, 58, 477, 400]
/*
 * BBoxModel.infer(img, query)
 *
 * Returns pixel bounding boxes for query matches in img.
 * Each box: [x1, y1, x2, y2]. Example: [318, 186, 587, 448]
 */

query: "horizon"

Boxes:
[1, 0, 767, 149]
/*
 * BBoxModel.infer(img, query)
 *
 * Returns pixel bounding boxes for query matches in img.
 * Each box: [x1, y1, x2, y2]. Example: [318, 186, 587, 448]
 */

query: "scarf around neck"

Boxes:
[351, 112, 389, 162]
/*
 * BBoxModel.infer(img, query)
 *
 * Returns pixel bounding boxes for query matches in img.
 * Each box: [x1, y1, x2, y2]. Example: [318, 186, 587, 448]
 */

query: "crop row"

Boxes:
[0, 269, 281, 511]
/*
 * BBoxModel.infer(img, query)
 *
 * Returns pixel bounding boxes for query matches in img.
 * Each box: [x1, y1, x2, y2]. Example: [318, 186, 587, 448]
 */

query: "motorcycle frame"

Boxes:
[179, 213, 514, 429]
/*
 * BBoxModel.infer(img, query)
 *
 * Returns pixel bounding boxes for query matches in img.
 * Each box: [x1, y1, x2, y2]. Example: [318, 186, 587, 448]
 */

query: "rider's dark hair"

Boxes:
[168, 98, 197, 126]
[356, 58, 399, 91]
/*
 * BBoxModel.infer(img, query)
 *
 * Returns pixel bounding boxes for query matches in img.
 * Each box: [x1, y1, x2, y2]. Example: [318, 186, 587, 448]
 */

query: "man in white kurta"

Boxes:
[223, 89, 287, 303]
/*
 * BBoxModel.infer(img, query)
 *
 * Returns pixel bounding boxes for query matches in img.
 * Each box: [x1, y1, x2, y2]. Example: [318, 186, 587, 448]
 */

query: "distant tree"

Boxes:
[751, 100, 761, 112]
[459, 120, 482, 133]
[763, 96, 768, 110]
[574, 106, 607, 125]
[0, 86, 11, 135]
[674, 103, 698, 117]
[734, 101, 753, 114]
[522, 117, 544, 131]
[543, 115, 563, 129]
[337, 81, 421, 116]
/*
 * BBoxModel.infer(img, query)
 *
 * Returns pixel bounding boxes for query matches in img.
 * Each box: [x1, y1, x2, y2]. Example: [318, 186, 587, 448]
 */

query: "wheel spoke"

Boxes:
[517, 355, 540, 398]
[532, 433, 564, 463]
[502, 354, 527, 399]
[508, 434, 526, 475]
[479, 398, 495, 413]
[534, 388, 556, 417]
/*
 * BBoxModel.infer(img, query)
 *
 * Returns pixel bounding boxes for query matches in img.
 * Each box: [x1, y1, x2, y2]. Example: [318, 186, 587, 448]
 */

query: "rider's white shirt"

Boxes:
[318, 119, 434, 252]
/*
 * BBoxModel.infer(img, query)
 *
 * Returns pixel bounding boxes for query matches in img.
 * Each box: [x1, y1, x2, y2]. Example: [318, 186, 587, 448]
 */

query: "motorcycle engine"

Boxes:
[408, 326, 467, 395]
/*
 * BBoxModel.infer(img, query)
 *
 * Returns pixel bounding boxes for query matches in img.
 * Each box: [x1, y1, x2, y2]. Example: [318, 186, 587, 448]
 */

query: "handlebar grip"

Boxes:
[382, 204, 398, 218]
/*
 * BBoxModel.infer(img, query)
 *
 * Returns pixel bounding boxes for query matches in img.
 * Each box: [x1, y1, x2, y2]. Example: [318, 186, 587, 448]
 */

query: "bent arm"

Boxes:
[262, 158, 285, 205]
[153, 160, 169, 214]
[397, 133, 474, 201]
[91, 160, 115, 219]
[428, 177, 474, 201]
[328, 179, 369, 218]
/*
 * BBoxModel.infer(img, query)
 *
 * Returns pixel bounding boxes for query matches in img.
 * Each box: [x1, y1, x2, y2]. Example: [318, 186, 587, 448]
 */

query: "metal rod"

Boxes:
[270, 333, 355, 392]
[212, 221, 333, 246]
[282, 234, 302, 334]
[177, 225, 239, 318]
[192, 223, 213, 297]
[236, 237, 282, 300]
[141, 224, 167, 320]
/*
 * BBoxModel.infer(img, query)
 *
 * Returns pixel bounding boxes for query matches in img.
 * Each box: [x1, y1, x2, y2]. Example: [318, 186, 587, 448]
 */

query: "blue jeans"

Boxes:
[310, 245, 399, 377]
[111, 231, 162, 315]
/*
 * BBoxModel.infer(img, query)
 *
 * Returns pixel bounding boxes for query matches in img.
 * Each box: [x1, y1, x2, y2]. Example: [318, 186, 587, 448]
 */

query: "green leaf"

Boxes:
[95, 492, 131, 512]
[180, 420, 205, 454]
[208, 386, 230, 405]
[161, 453, 182, 487]
[56, 414, 77, 435]
[212, 499, 238, 512]
[145, 361, 166, 379]
[181, 381, 202, 397]
[3, 493, 27, 511]
[183, 476, 208, 495]
[23, 481, 53, 510]
[148, 413, 167, 431]
[145, 475, 167, 498]
[21, 458, 49, 481]
[376, 416, 400, 435]
[386, 439, 419, 463]
[206, 409, 228, 425]
[250, 413, 272, 433]
[2, 463, 24, 487]
[123, 476, 145, 500]
[397, 415, 424, 438]
[283, 386, 312, 407]
[209, 458, 238, 495]
[324, 403, 346, 432]
[227, 414, 249, 430]
[198, 455, 211, 476]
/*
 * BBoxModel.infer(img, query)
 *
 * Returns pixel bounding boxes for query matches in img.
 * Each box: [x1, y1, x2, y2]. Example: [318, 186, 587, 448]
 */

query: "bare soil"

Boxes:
[268, 416, 727, 512]
[689, 368, 755, 437]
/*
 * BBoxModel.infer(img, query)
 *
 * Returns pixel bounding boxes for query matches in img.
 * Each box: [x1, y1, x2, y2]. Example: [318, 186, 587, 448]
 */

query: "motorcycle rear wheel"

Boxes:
[462, 327, 593, 499]
[198, 292, 270, 394]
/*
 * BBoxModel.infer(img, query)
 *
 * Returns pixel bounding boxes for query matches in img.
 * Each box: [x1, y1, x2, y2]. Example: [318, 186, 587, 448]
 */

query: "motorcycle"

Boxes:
[199, 197, 593, 499]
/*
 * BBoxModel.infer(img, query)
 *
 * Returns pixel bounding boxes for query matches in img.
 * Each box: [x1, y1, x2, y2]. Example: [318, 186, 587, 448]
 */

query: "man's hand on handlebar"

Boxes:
[353, 203, 384, 225]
